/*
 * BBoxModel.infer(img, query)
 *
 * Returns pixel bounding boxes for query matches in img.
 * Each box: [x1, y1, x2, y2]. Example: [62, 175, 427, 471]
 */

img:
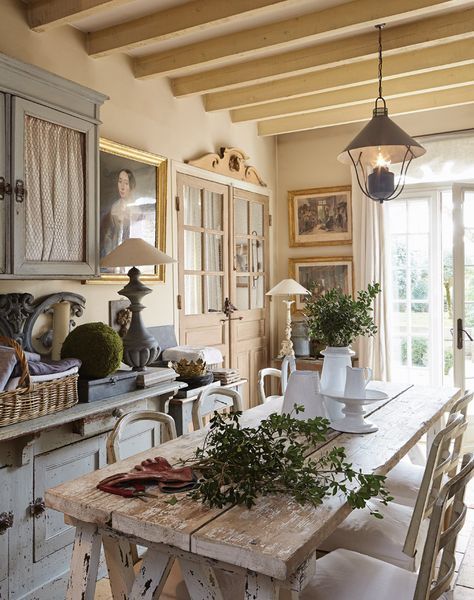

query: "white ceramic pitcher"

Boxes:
[344, 366, 372, 398]
[282, 370, 327, 420]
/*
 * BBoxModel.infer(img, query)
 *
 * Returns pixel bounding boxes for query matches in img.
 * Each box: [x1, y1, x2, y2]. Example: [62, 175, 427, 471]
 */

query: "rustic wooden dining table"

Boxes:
[45, 382, 459, 600]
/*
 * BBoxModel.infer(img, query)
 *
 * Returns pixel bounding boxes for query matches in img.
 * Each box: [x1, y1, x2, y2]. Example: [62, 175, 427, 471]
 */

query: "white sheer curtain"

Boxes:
[352, 172, 391, 380]
[24, 115, 85, 261]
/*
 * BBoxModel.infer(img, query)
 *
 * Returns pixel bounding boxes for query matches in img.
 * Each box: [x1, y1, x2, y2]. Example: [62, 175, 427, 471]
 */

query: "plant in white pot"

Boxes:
[304, 283, 381, 396]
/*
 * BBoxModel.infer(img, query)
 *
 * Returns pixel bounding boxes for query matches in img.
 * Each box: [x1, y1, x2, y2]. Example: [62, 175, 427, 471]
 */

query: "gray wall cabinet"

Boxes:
[0, 53, 107, 279]
[0, 384, 179, 599]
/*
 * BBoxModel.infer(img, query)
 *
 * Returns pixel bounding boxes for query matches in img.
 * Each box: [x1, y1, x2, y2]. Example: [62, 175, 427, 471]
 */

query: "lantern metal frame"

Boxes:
[338, 25, 426, 203]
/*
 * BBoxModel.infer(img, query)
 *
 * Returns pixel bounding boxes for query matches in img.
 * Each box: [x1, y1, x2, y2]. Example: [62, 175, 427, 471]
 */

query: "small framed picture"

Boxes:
[288, 186, 352, 247]
[289, 256, 353, 311]
[98, 139, 167, 282]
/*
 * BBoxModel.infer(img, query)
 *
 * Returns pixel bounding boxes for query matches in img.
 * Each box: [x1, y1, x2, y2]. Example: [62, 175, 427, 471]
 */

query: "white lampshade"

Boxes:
[100, 238, 176, 268]
[266, 278, 309, 296]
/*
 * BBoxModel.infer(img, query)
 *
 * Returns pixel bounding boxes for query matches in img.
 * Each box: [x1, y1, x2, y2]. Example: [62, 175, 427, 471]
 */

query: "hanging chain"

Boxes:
[377, 25, 383, 99]
[374, 23, 386, 111]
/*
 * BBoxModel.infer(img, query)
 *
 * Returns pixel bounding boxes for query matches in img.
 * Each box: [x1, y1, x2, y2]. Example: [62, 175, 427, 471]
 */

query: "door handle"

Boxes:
[457, 318, 473, 349]
[220, 316, 243, 322]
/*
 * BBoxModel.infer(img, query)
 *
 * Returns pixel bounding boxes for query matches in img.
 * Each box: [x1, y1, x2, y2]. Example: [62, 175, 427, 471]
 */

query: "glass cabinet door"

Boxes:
[11, 97, 96, 276]
[0, 93, 6, 274]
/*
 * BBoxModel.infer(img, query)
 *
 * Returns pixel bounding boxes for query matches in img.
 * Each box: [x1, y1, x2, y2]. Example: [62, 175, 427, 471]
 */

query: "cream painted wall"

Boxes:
[0, 0, 276, 336]
[275, 104, 474, 352]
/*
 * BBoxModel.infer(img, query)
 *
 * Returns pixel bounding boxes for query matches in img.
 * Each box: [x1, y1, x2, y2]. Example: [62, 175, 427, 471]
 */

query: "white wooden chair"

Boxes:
[192, 387, 243, 430]
[318, 411, 467, 571]
[385, 390, 473, 507]
[105, 410, 178, 573]
[106, 409, 177, 463]
[257, 354, 296, 404]
[299, 451, 474, 600]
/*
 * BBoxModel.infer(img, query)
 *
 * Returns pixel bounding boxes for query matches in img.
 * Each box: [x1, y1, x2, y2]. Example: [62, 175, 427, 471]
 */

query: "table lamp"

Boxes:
[100, 238, 176, 371]
[266, 278, 309, 357]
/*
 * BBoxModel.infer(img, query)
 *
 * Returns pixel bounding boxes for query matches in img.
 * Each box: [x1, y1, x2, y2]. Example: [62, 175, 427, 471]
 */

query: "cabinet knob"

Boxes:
[0, 511, 13, 534]
[29, 497, 46, 518]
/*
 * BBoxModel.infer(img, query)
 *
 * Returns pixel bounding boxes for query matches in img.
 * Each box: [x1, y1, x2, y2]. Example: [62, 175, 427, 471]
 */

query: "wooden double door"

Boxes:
[176, 173, 270, 409]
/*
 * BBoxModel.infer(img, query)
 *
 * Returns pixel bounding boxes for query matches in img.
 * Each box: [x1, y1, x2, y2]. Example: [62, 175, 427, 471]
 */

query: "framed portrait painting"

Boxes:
[98, 139, 167, 281]
[289, 256, 353, 311]
[288, 186, 352, 247]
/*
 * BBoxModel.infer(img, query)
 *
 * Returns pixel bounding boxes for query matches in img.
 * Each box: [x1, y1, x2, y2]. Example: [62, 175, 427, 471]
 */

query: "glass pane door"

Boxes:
[183, 185, 225, 315]
[453, 184, 474, 392]
[386, 191, 440, 385]
[233, 196, 266, 311]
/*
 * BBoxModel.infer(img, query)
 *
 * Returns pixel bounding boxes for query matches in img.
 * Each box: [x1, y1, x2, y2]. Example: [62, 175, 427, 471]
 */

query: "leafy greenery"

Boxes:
[304, 283, 381, 347]
[182, 407, 392, 514]
[401, 337, 428, 368]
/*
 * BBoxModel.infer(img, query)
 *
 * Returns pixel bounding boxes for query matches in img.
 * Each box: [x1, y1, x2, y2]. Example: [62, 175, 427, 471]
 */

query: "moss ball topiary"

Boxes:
[61, 322, 123, 378]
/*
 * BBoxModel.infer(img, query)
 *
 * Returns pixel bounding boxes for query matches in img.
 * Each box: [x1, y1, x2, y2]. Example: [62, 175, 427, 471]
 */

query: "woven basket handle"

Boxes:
[0, 336, 31, 389]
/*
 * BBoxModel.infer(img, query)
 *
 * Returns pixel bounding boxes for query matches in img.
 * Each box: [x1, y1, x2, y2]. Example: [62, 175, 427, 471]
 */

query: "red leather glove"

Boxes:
[97, 456, 197, 497]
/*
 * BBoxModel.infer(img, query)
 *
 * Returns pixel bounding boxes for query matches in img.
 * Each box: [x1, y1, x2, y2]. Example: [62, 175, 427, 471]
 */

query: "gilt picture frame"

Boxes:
[288, 185, 352, 247]
[97, 139, 168, 282]
[289, 256, 353, 311]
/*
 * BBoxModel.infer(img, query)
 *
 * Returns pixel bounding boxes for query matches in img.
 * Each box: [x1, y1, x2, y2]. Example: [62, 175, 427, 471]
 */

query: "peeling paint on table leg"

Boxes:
[180, 559, 225, 600]
[66, 522, 101, 600]
[128, 548, 174, 600]
[245, 572, 277, 600]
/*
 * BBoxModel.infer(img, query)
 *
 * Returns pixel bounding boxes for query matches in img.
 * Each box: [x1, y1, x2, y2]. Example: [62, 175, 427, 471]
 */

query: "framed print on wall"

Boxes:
[289, 256, 353, 311]
[288, 185, 352, 247]
[98, 139, 167, 282]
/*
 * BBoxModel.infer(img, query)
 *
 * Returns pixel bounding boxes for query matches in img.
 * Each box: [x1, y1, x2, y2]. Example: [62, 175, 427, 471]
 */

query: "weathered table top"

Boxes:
[45, 382, 459, 582]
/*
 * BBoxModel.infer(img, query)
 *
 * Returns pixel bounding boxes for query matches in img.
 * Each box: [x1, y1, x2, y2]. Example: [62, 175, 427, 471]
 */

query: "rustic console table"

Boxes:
[0, 380, 182, 600]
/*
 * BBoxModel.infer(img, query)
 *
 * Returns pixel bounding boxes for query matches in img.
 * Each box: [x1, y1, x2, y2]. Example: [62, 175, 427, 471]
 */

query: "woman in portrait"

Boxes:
[100, 168, 136, 265]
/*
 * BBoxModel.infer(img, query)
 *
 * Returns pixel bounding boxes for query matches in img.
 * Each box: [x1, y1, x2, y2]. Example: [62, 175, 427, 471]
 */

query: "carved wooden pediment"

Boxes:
[187, 147, 267, 187]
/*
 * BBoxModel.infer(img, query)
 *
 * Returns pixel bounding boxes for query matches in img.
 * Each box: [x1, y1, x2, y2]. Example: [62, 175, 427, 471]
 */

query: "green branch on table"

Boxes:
[179, 405, 393, 513]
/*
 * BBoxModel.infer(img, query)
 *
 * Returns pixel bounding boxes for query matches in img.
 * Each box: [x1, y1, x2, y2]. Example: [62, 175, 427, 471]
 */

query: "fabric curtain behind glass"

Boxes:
[24, 115, 85, 261]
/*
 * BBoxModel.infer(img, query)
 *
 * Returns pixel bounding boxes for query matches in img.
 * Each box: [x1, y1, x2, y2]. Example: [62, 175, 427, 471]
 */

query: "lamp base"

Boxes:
[118, 267, 160, 371]
[278, 299, 295, 358]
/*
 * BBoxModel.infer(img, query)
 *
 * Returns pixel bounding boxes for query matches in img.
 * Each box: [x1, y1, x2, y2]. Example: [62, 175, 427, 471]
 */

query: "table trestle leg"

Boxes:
[128, 548, 175, 600]
[180, 559, 225, 600]
[245, 572, 278, 599]
[66, 522, 101, 600]
[102, 534, 136, 598]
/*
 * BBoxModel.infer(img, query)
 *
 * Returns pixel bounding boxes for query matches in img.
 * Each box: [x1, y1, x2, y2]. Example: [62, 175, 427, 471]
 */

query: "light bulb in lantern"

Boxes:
[367, 149, 395, 202]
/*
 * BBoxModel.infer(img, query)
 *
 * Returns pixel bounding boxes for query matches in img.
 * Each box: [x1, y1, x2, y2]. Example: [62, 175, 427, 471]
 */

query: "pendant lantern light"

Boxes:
[337, 24, 426, 203]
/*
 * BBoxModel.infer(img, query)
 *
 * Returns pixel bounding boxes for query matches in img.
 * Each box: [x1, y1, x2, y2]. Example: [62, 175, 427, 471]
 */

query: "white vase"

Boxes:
[320, 346, 355, 421]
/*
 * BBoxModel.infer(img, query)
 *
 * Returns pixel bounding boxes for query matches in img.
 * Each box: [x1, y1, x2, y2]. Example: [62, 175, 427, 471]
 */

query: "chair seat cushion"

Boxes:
[385, 460, 425, 507]
[319, 499, 428, 570]
[299, 549, 418, 600]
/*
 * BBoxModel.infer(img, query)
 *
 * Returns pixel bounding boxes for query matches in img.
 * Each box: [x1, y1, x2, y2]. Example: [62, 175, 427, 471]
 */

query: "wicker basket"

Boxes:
[0, 336, 78, 427]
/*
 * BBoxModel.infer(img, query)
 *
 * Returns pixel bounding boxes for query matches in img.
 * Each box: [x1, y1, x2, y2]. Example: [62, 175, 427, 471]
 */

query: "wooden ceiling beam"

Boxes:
[171, 8, 474, 95]
[87, 0, 300, 58]
[26, 0, 132, 32]
[205, 38, 474, 112]
[257, 85, 474, 136]
[231, 64, 474, 122]
[134, 0, 469, 78]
